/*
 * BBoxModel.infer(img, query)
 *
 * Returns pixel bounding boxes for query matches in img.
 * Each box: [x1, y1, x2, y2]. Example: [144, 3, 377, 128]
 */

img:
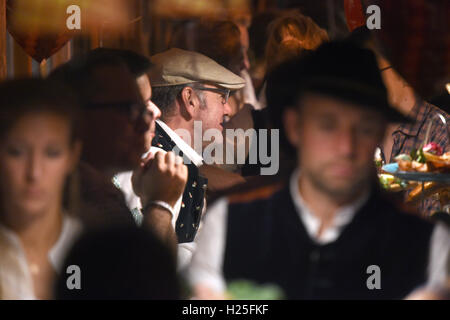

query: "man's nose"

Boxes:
[223, 100, 233, 117]
[337, 129, 356, 158]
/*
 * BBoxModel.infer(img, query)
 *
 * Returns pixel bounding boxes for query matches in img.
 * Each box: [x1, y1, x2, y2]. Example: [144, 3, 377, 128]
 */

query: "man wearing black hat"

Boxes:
[187, 41, 449, 299]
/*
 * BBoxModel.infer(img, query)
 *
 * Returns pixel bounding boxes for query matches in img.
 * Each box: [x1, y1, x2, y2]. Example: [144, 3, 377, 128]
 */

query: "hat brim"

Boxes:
[302, 77, 413, 123]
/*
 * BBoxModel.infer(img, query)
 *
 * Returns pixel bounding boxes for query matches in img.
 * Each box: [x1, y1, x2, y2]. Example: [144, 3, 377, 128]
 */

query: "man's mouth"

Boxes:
[326, 163, 357, 178]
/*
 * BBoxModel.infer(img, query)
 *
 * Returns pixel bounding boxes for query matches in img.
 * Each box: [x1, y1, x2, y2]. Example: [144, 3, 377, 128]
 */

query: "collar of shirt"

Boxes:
[48, 215, 83, 271]
[395, 96, 429, 138]
[155, 119, 203, 167]
[0, 214, 82, 272]
[289, 169, 370, 244]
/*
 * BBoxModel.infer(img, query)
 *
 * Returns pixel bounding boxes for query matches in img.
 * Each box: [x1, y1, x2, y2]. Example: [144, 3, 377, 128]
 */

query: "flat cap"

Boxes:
[149, 48, 245, 90]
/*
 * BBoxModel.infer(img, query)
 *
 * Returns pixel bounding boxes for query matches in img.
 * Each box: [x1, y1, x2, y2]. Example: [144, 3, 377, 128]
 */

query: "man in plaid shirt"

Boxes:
[379, 82, 449, 216]
[349, 27, 449, 216]
[388, 100, 449, 163]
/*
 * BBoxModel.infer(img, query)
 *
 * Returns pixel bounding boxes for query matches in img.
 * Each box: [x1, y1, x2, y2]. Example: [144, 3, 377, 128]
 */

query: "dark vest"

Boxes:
[223, 184, 435, 299]
[152, 122, 207, 243]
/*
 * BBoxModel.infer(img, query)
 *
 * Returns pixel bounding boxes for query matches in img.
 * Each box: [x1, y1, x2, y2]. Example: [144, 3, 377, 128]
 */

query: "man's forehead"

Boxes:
[137, 74, 151, 95]
[137, 73, 150, 85]
[299, 93, 382, 120]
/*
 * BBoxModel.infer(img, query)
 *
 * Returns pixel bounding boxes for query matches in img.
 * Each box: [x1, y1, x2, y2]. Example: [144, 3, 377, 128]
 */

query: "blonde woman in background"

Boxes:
[259, 10, 329, 109]
[265, 10, 329, 72]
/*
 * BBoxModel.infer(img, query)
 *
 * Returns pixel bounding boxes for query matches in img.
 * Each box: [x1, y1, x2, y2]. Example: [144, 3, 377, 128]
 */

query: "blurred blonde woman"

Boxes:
[0, 79, 82, 299]
[265, 10, 329, 73]
[255, 11, 329, 111]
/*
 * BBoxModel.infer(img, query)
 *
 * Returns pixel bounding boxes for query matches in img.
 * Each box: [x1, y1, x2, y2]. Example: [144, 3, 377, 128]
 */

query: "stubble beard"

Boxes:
[304, 167, 369, 204]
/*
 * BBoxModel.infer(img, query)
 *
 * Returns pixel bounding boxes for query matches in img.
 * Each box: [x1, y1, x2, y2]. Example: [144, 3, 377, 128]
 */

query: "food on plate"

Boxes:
[374, 147, 384, 170]
[394, 143, 449, 173]
[378, 143, 449, 200]
[422, 142, 443, 156]
[387, 143, 450, 204]
[394, 154, 412, 162]
[422, 151, 450, 168]
[407, 182, 449, 203]
[379, 173, 415, 192]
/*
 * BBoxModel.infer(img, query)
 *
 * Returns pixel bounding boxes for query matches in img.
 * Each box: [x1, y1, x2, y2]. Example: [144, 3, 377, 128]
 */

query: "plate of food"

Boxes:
[380, 143, 450, 204]
[381, 143, 450, 183]
[382, 163, 450, 182]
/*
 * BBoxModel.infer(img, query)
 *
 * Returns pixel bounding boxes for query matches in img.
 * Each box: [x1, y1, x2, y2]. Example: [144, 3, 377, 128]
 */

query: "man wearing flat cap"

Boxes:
[187, 41, 449, 299]
[131, 48, 245, 269]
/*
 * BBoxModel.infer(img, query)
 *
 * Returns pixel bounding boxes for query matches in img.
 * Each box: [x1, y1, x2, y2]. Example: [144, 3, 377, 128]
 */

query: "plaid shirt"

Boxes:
[381, 98, 449, 215]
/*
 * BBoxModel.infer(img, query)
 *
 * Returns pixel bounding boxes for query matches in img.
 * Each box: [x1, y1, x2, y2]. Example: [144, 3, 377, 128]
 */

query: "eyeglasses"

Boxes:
[193, 87, 231, 104]
[86, 101, 149, 122]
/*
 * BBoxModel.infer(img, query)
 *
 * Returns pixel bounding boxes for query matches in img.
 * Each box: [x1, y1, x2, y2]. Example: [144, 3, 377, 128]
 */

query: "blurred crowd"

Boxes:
[0, 9, 448, 300]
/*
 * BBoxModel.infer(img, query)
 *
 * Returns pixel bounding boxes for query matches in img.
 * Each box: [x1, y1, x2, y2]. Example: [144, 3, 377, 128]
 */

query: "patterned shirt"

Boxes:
[389, 99, 449, 162]
[381, 98, 449, 215]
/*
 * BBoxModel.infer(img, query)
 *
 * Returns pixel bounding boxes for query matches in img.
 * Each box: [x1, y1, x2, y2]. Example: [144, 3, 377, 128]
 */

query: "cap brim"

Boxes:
[151, 79, 245, 90]
[216, 82, 245, 90]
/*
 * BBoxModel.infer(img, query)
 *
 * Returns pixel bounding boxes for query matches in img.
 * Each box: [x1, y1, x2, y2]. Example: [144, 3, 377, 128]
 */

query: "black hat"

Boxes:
[266, 41, 412, 124]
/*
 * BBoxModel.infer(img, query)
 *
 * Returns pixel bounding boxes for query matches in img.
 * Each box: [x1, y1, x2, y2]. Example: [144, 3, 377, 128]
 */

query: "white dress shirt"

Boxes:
[240, 69, 261, 110]
[0, 215, 82, 300]
[114, 119, 205, 271]
[187, 169, 450, 296]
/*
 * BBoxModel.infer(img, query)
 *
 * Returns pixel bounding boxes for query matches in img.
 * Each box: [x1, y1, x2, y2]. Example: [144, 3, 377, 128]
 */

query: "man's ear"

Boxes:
[179, 86, 200, 120]
[283, 107, 301, 147]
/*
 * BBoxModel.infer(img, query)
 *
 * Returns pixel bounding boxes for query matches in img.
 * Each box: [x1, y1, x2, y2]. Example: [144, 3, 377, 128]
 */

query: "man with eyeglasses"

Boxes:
[49, 49, 188, 253]
[95, 48, 163, 153]
[93, 49, 165, 225]
[145, 48, 246, 269]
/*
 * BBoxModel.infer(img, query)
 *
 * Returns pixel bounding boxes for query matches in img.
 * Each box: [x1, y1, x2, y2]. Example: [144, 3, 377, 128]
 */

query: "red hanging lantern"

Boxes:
[344, 0, 366, 32]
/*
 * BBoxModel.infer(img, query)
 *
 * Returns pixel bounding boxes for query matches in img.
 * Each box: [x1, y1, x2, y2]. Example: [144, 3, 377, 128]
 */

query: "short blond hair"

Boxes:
[265, 11, 329, 72]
